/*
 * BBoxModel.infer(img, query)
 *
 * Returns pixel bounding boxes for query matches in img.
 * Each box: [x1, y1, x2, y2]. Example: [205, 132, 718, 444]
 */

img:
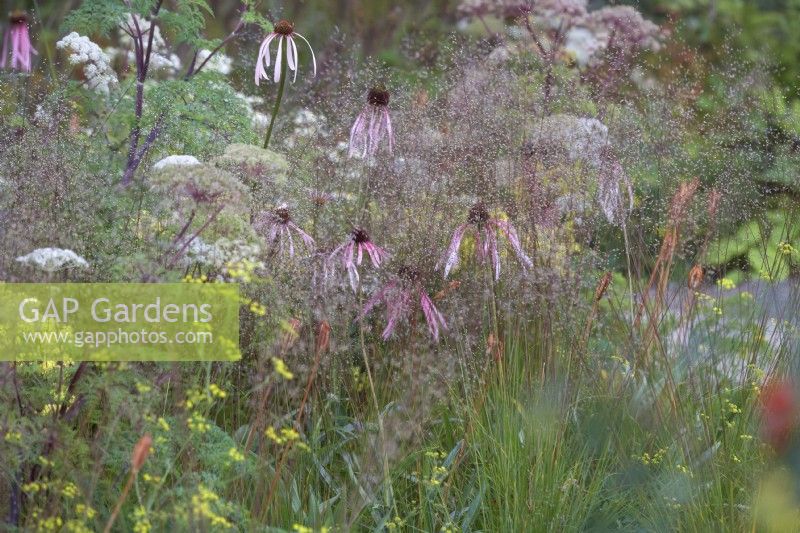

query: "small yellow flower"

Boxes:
[249, 301, 267, 316]
[778, 242, 795, 255]
[716, 277, 736, 290]
[227, 447, 245, 462]
[157, 417, 170, 432]
[272, 357, 294, 380]
[4, 430, 22, 443]
[208, 383, 227, 398]
[61, 481, 79, 499]
[75, 504, 96, 519]
[187, 412, 211, 433]
[135, 382, 152, 394]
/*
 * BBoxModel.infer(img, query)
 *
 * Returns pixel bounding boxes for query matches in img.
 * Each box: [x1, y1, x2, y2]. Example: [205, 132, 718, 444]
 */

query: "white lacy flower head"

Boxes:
[152, 155, 202, 170]
[532, 0, 589, 29]
[528, 114, 609, 167]
[285, 108, 328, 147]
[56, 32, 118, 95]
[16, 248, 89, 272]
[197, 49, 232, 75]
[117, 15, 181, 74]
[563, 27, 602, 67]
[233, 92, 268, 130]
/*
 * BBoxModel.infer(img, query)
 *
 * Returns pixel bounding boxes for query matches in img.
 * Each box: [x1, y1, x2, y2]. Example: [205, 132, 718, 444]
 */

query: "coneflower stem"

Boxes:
[263, 39, 288, 149]
[358, 308, 398, 515]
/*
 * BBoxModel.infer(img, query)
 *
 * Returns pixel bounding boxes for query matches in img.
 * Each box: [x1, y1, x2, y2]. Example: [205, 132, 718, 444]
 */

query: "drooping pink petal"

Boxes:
[382, 290, 410, 340]
[286, 226, 295, 257]
[420, 291, 447, 341]
[289, 222, 315, 248]
[349, 110, 367, 157]
[493, 219, 532, 270]
[364, 242, 386, 267]
[442, 224, 469, 278]
[0, 31, 9, 69]
[273, 35, 284, 83]
[366, 107, 379, 156]
[254, 33, 277, 85]
[292, 32, 317, 77]
[347, 262, 359, 292]
[342, 241, 354, 269]
[286, 35, 298, 82]
[382, 108, 394, 153]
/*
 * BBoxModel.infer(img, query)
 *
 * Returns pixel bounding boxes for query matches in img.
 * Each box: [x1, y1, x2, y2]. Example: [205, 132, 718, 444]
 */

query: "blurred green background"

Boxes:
[6, 0, 800, 100]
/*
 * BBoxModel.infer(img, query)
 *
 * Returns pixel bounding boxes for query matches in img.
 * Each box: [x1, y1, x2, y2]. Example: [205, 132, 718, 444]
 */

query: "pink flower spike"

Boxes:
[1, 11, 37, 73]
[254, 20, 315, 85]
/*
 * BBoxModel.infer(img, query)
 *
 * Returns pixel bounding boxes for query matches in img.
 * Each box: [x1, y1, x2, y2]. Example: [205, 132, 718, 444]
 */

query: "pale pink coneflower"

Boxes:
[1, 11, 37, 72]
[348, 87, 394, 158]
[329, 228, 390, 292]
[440, 203, 532, 280]
[254, 19, 316, 85]
[360, 267, 447, 341]
[254, 205, 315, 257]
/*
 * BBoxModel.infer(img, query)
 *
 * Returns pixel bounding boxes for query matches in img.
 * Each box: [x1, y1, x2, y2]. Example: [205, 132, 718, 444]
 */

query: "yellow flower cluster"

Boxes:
[187, 412, 211, 433]
[135, 382, 152, 394]
[225, 260, 257, 282]
[635, 448, 667, 466]
[61, 482, 79, 499]
[386, 516, 405, 530]
[272, 357, 294, 380]
[292, 525, 330, 533]
[778, 241, 796, 255]
[265, 426, 310, 451]
[4, 430, 22, 443]
[185, 384, 226, 409]
[227, 447, 245, 462]
[716, 277, 736, 290]
[208, 383, 227, 399]
[157, 417, 171, 432]
[249, 300, 267, 316]
[132, 505, 151, 533]
[191, 485, 233, 529]
[183, 274, 209, 284]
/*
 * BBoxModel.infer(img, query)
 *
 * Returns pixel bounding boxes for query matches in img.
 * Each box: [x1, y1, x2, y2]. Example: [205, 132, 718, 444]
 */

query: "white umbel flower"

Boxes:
[56, 32, 118, 95]
[16, 248, 89, 272]
[152, 155, 202, 170]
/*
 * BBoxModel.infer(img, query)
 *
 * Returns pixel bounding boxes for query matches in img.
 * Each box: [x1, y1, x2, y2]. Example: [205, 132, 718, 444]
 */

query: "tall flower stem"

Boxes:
[263, 41, 287, 149]
[358, 303, 397, 515]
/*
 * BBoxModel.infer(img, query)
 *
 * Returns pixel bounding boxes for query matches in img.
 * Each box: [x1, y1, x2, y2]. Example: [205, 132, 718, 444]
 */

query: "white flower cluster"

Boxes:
[114, 15, 181, 74]
[16, 248, 89, 272]
[197, 49, 232, 75]
[563, 27, 603, 67]
[153, 155, 201, 170]
[529, 114, 609, 167]
[285, 109, 329, 148]
[178, 237, 263, 272]
[527, 115, 632, 227]
[56, 32, 118, 95]
[234, 92, 269, 131]
[457, 0, 662, 68]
